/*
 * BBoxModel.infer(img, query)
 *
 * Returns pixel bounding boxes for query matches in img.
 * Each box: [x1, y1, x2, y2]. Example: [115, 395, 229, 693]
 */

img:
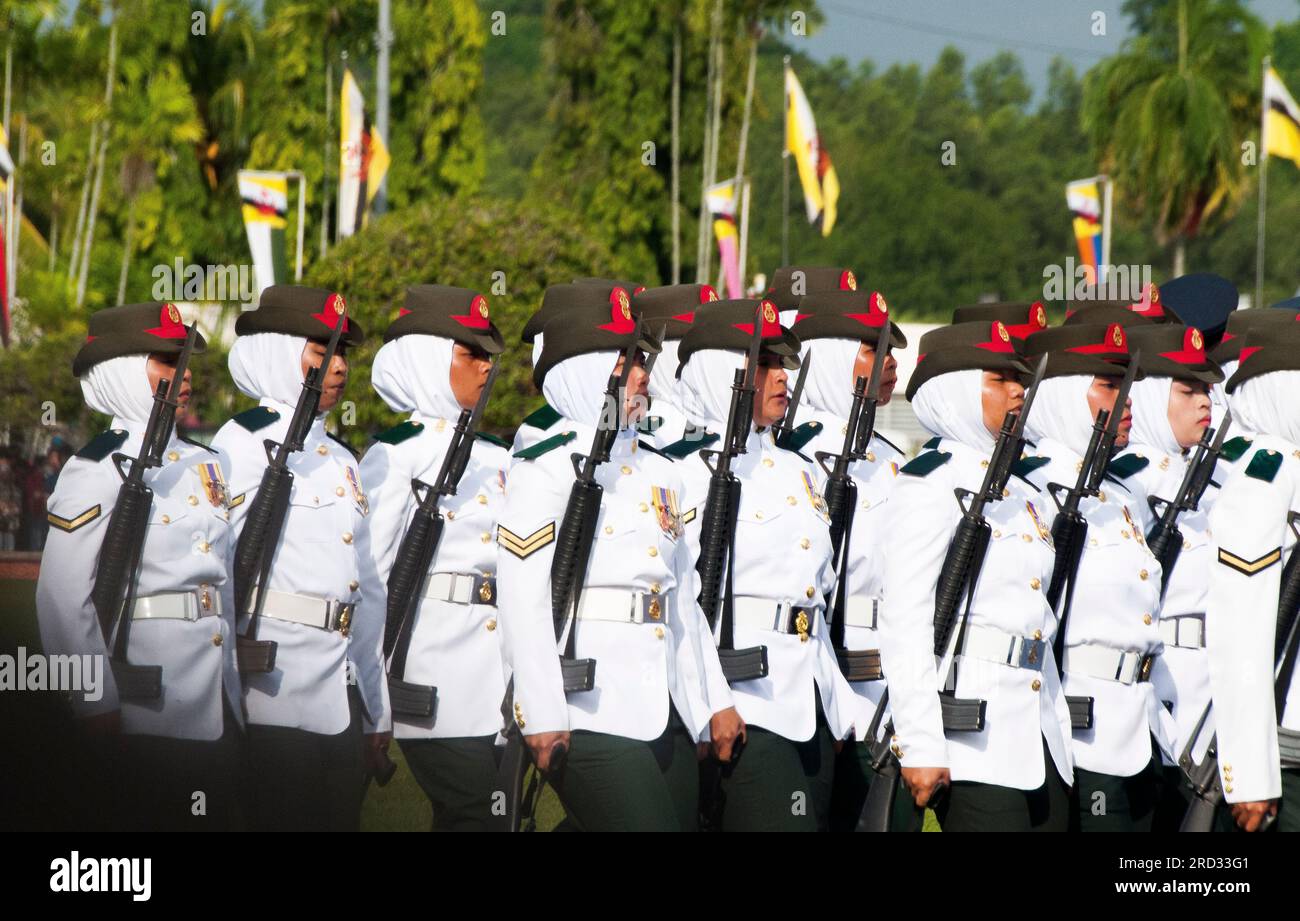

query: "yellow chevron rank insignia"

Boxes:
[47, 504, 102, 533]
[498, 522, 556, 560]
[682, 506, 698, 525]
[1217, 546, 1282, 576]
[228, 492, 247, 510]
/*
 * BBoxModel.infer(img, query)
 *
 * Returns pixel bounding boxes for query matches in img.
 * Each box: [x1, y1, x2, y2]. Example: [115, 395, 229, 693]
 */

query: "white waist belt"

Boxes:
[131, 587, 221, 622]
[261, 589, 354, 635]
[1158, 613, 1205, 649]
[959, 623, 1046, 671]
[843, 596, 880, 630]
[732, 597, 819, 637]
[574, 587, 671, 625]
[424, 571, 497, 607]
[1064, 644, 1153, 685]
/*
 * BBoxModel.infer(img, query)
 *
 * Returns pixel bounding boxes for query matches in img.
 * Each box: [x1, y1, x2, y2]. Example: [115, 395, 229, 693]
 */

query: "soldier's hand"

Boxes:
[525, 730, 571, 773]
[901, 766, 950, 808]
[1230, 800, 1278, 832]
[362, 731, 392, 777]
[79, 710, 121, 737]
[709, 707, 746, 762]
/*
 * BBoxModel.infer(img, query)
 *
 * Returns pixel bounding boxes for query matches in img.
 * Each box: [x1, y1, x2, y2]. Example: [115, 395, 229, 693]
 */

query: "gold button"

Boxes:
[198, 541, 211, 553]
[349, 580, 359, 592]
[993, 529, 1002, 539]
[650, 582, 661, 594]
[486, 618, 497, 632]
[481, 532, 491, 543]
[755, 511, 764, 520]
[639, 503, 649, 513]
[447, 511, 456, 520]
[1022, 534, 1032, 542]
[621, 465, 632, 475]
[648, 599, 662, 620]
[805, 586, 815, 599]
[161, 514, 171, 524]
[647, 547, 658, 557]
[1030, 578, 1041, 590]
[604, 526, 614, 535]
[1224, 763, 1233, 771]
[336, 486, 346, 497]
[762, 458, 774, 468]
[1031, 679, 1041, 691]
[516, 714, 526, 729]
[1033, 629, 1043, 641]
[1089, 538, 1099, 547]
[1122, 530, 1131, 539]
[342, 532, 353, 544]
[313, 496, 320, 504]
[1183, 539, 1192, 550]
[1098, 490, 1107, 503]
[317, 445, 329, 455]
[187, 495, 198, 506]
[1001, 488, 1010, 499]
[654, 626, 665, 639]
[212, 634, 223, 647]
[891, 744, 902, 757]
[1143, 614, 1152, 626]
[1139, 569, 1149, 581]
[980, 460, 989, 468]
[1225, 785, 1233, 794]
[167, 450, 180, 462]
[477, 495, 487, 505]
[800, 538, 810, 549]
[866, 451, 876, 463]
[787, 496, 797, 506]
[862, 499, 871, 509]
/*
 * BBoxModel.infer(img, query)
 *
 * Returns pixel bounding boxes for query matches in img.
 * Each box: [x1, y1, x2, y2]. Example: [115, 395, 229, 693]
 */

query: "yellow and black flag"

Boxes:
[1264, 65, 1300, 167]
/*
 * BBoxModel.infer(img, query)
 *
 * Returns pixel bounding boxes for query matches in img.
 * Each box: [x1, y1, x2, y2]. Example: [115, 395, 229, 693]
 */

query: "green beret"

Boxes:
[1022, 321, 1141, 380]
[73, 302, 207, 377]
[676, 298, 801, 377]
[632, 284, 719, 340]
[951, 301, 1050, 343]
[906, 320, 1030, 401]
[1226, 318, 1300, 392]
[235, 284, 365, 346]
[767, 266, 858, 310]
[1124, 324, 1222, 383]
[792, 289, 907, 349]
[533, 285, 661, 389]
[383, 285, 505, 354]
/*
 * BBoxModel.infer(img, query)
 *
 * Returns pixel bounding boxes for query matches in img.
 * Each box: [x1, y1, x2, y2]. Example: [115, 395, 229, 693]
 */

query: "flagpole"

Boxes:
[373, 0, 391, 216]
[1100, 173, 1112, 289]
[1256, 56, 1270, 310]
[320, 53, 334, 261]
[739, 177, 752, 293]
[12, 114, 25, 304]
[670, 22, 681, 284]
[291, 171, 306, 281]
[781, 55, 791, 266]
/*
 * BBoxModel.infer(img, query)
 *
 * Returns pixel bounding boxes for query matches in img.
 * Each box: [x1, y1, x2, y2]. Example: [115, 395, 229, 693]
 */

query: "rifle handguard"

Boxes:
[695, 474, 736, 626]
[232, 464, 294, 619]
[384, 508, 442, 660]
[90, 479, 154, 642]
[932, 514, 989, 656]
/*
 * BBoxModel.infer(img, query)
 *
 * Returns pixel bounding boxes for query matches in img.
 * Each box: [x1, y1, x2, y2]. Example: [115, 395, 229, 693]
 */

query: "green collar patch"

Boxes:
[179, 433, 216, 454]
[521, 403, 562, 431]
[513, 429, 578, 461]
[900, 450, 951, 477]
[232, 406, 281, 433]
[1107, 453, 1150, 480]
[75, 429, 129, 462]
[661, 431, 718, 458]
[476, 431, 510, 449]
[776, 420, 824, 453]
[1220, 435, 1253, 463]
[373, 419, 425, 445]
[1244, 448, 1284, 483]
[636, 415, 664, 434]
[637, 439, 670, 460]
[922, 435, 941, 450]
[1011, 455, 1051, 478]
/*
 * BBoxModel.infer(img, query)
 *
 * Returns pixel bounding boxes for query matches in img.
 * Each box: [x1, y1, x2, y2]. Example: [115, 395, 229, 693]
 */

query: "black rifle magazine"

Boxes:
[720, 645, 769, 683]
[837, 648, 883, 682]
[561, 657, 596, 693]
[388, 677, 438, 720]
[111, 660, 162, 700]
[1066, 694, 1095, 730]
[236, 636, 278, 673]
[938, 693, 986, 732]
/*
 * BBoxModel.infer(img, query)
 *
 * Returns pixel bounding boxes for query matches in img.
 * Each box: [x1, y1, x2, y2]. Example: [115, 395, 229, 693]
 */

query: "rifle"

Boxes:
[499, 324, 646, 831]
[231, 313, 346, 673]
[772, 357, 810, 449]
[1180, 510, 1300, 832]
[857, 353, 1048, 832]
[1145, 413, 1231, 600]
[816, 318, 893, 680]
[695, 302, 770, 683]
[383, 361, 501, 719]
[89, 325, 200, 700]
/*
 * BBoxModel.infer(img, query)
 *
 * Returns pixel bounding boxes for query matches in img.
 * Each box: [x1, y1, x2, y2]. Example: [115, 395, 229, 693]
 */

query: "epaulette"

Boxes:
[661, 431, 719, 459]
[776, 420, 823, 453]
[179, 433, 217, 454]
[1012, 455, 1051, 478]
[873, 431, 903, 455]
[373, 419, 425, 446]
[637, 440, 670, 460]
[1244, 448, 1283, 483]
[521, 403, 562, 431]
[1220, 436, 1253, 463]
[232, 406, 281, 432]
[513, 430, 578, 461]
[900, 451, 951, 477]
[476, 432, 510, 449]
[636, 415, 664, 435]
[922, 436, 941, 450]
[328, 430, 360, 460]
[75, 429, 128, 462]
[1107, 454, 1149, 480]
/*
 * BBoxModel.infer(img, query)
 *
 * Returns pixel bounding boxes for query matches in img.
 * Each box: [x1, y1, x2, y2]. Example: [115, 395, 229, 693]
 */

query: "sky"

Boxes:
[801, 0, 1300, 95]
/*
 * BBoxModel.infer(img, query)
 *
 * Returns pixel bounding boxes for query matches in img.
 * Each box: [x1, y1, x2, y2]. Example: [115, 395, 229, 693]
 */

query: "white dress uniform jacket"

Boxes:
[356, 414, 510, 739]
[37, 422, 243, 740]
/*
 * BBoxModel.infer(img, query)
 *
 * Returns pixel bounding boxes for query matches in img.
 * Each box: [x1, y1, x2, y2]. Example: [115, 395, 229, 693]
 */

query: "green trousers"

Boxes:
[1280, 769, 1300, 832]
[551, 711, 699, 832]
[715, 710, 836, 833]
[829, 737, 924, 832]
[935, 745, 1070, 832]
[399, 735, 506, 832]
[1071, 758, 1161, 832]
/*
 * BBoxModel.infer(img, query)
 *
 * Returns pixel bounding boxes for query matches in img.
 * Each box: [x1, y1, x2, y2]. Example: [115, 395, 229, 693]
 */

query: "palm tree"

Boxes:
[1083, 0, 1266, 275]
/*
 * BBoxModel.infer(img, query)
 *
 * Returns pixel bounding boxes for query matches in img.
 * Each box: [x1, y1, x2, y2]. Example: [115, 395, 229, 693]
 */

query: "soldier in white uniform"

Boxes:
[37, 302, 243, 830]
[673, 298, 858, 831]
[212, 285, 389, 831]
[355, 285, 511, 831]
[497, 285, 741, 831]
[1019, 321, 1178, 831]
[1207, 309, 1298, 471]
[630, 284, 718, 449]
[788, 289, 915, 831]
[879, 320, 1074, 832]
[1206, 322, 1300, 832]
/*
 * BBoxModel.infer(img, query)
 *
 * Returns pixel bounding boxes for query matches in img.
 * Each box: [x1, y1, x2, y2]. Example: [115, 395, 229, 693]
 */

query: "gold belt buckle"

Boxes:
[336, 603, 353, 637]
[199, 586, 213, 613]
[794, 609, 810, 643]
[478, 576, 493, 603]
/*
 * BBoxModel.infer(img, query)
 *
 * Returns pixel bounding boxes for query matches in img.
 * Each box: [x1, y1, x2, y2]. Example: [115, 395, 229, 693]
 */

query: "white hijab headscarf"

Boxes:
[543, 350, 624, 430]
[1023, 375, 1095, 458]
[1230, 370, 1300, 445]
[228, 332, 309, 406]
[80, 354, 155, 426]
[371, 334, 463, 420]
[910, 369, 995, 452]
[1129, 376, 1184, 456]
[803, 337, 860, 420]
[678, 348, 746, 432]
[648, 339, 684, 411]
